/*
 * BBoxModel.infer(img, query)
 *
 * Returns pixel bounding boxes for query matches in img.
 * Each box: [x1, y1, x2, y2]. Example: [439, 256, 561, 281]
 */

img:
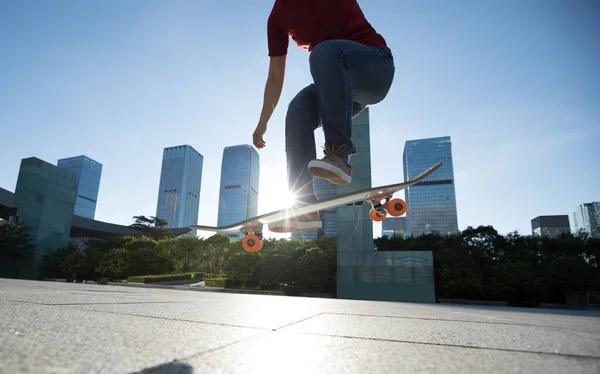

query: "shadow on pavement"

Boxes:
[133, 361, 193, 374]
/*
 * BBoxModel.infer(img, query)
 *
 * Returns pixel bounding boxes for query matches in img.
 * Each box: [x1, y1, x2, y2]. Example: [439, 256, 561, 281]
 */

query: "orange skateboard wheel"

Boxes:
[386, 198, 407, 216]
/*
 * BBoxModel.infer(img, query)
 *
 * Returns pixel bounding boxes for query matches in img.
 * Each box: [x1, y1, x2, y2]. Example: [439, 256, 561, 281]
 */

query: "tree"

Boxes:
[0, 221, 35, 278]
[130, 215, 168, 229]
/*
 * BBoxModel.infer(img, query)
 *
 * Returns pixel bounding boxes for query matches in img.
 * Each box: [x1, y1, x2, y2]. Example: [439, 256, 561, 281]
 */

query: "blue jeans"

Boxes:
[285, 39, 395, 200]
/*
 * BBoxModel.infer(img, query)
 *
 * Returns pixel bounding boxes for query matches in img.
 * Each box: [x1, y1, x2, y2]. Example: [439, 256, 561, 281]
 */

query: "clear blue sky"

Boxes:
[1, 0, 598, 238]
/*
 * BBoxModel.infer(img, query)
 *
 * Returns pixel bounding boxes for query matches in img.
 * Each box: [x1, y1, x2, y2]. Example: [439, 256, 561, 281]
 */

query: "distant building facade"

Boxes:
[381, 217, 407, 238]
[57, 155, 102, 219]
[403, 136, 459, 237]
[531, 215, 571, 238]
[156, 145, 203, 231]
[216, 145, 259, 239]
[572, 202, 600, 238]
[12, 157, 80, 278]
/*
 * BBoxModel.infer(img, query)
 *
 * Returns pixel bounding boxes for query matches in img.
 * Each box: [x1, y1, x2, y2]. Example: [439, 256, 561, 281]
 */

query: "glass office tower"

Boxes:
[156, 145, 203, 231]
[336, 109, 436, 303]
[572, 202, 600, 238]
[13, 157, 79, 279]
[336, 109, 374, 250]
[216, 145, 260, 239]
[403, 136, 459, 237]
[381, 217, 407, 238]
[57, 155, 102, 219]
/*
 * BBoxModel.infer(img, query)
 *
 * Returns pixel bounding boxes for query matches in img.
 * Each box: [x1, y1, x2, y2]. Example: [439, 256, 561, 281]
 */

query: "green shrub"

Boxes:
[127, 272, 202, 283]
[258, 254, 287, 289]
[205, 278, 228, 287]
[297, 246, 336, 293]
[225, 252, 260, 288]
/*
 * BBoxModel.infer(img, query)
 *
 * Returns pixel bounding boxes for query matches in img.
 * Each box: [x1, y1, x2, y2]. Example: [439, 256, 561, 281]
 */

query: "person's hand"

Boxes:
[253, 121, 267, 149]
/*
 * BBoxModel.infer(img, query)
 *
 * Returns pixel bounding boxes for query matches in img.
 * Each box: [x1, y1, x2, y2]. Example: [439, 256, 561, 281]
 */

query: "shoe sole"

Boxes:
[307, 161, 351, 184]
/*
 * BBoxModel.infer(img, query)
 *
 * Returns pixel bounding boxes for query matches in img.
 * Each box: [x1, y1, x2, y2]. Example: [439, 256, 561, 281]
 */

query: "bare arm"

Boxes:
[258, 55, 286, 125]
[253, 55, 286, 149]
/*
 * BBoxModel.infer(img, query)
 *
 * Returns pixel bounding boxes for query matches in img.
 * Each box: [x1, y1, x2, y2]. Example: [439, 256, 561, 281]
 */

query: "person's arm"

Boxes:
[258, 55, 286, 126]
[253, 11, 289, 149]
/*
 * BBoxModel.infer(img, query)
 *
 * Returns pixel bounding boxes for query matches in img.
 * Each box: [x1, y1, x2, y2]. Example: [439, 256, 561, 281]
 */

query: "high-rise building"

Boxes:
[381, 217, 407, 238]
[57, 155, 102, 219]
[216, 145, 259, 239]
[12, 157, 79, 279]
[531, 215, 571, 238]
[402, 136, 459, 237]
[336, 109, 374, 249]
[291, 178, 338, 240]
[572, 202, 600, 238]
[156, 145, 203, 232]
[336, 109, 436, 303]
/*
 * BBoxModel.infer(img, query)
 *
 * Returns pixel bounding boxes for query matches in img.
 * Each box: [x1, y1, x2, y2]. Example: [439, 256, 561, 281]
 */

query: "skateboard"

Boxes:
[190, 161, 443, 252]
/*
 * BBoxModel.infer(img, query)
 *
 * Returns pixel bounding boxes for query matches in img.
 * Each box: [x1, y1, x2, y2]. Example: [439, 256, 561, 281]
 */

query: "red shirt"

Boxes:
[267, 0, 388, 56]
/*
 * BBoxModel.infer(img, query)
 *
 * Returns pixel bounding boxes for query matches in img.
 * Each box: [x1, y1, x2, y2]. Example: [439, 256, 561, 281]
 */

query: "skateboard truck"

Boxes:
[367, 194, 407, 222]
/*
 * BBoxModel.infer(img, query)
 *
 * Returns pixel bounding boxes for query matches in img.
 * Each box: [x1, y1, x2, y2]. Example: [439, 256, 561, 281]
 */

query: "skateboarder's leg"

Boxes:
[268, 84, 323, 233]
[306, 39, 395, 184]
[285, 84, 321, 202]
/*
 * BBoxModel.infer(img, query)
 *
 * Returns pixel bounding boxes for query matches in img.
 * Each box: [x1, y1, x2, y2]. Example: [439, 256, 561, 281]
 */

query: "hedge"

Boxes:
[205, 278, 228, 288]
[127, 272, 202, 283]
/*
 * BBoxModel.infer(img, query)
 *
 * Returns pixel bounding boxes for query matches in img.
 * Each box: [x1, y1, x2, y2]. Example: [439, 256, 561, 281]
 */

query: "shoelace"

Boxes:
[322, 143, 348, 160]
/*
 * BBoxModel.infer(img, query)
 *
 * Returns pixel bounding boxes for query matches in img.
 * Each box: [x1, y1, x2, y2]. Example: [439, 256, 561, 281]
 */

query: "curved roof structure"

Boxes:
[0, 187, 191, 240]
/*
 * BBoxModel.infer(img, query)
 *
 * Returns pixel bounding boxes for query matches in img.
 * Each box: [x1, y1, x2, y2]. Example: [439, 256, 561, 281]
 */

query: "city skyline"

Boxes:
[1, 1, 598, 238]
[155, 145, 203, 231]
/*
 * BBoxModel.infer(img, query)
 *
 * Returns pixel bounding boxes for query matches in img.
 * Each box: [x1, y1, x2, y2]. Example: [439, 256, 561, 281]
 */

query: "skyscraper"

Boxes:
[403, 136, 459, 237]
[216, 144, 259, 239]
[156, 145, 203, 231]
[57, 155, 102, 219]
[13, 157, 79, 279]
[336, 108, 374, 249]
[572, 202, 600, 238]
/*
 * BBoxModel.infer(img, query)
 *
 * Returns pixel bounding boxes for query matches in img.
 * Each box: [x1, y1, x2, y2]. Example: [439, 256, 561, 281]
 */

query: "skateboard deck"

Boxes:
[190, 161, 443, 252]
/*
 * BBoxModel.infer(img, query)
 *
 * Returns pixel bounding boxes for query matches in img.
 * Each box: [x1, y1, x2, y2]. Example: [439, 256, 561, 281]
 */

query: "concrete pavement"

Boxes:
[1, 278, 599, 373]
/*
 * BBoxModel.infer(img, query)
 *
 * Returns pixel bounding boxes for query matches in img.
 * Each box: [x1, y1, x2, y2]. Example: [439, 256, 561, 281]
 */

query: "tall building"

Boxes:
[572, 202, 600, 238]
[291, 178, 338, 240]
[336, 109, 436, 303]
[381, 217, 407, 238]
[57, 155, 102, 219]
[216, 145, 259, 239]
[402, 136, 459, 237]
[156, 145, 203, 231]
[12, 157, 79, 279]
[531, 215, 571, 238]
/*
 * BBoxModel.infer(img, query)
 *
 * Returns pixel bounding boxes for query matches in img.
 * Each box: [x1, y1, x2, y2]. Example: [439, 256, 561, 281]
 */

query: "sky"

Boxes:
[1, 0, 598, 239]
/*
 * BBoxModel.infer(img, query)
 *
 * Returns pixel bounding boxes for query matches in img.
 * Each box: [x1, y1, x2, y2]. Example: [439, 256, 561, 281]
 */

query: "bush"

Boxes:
[258, 254, 287, 289]
[205, 278, 228, 287]
[225, 252, 260, 288]
[297, 246, 336, 293]
[127, 272, 202, 284]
